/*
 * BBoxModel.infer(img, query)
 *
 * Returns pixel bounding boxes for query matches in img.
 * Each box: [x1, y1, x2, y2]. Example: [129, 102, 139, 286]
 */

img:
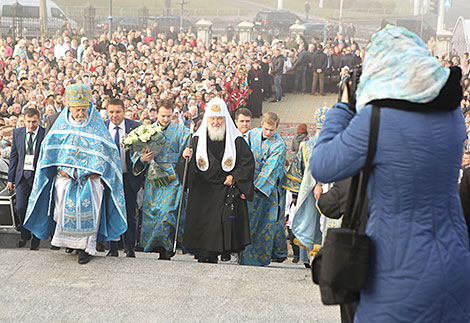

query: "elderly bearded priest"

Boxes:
[24, 84, 127, 264]
[183, 98, 255, 263]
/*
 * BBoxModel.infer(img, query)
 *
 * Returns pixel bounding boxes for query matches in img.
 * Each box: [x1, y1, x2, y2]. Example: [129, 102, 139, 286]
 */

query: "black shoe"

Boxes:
[17, 239, 28, 248]
[65, 248, 74, 254]
[292, 255, 299, 263]
[106, 249, 119, 257]
[96, 241, 106, 252]
[270, 99, 278, 103]
[30, 245, 39, 251]
[220, 252, 231, 262]
[124, 248, 136, 258]
[158, 249, 175, 260]
[206, 257, 218, 264]
[51, 246, 61, 250]
[78, 250, 90, 264]
[304, 262, 311, 269]
[272, 257, 287, 263]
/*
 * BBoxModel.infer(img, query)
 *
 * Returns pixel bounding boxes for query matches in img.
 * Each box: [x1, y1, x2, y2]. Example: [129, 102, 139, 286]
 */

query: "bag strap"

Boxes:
[342, 105, 380, 229]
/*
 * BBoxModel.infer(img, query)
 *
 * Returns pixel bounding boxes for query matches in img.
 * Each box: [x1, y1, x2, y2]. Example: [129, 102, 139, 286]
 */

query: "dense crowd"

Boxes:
[0, 24, 468, 137]
[0, 22, 365, 148]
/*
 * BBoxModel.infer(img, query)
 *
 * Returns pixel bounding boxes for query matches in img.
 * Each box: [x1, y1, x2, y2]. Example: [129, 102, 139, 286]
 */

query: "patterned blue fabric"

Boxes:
[132, 122, 190, 252]
[62, 170, 95, 235]
[310, 103, 470, 322]
[239, 128, 287, 266]
[356, 26, 449, 110]
[24, 104, 127, 241]
[283, 138, 322, 250]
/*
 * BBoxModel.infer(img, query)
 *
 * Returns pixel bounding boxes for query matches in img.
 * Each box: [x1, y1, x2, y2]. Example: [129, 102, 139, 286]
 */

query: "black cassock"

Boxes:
[247, 68, 264, 118]
[183, 136, 255, 257]
[458, 167, 470, 242]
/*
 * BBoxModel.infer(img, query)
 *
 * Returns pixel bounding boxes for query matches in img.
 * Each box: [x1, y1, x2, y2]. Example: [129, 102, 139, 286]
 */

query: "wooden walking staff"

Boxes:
[173, 123, 194, 253]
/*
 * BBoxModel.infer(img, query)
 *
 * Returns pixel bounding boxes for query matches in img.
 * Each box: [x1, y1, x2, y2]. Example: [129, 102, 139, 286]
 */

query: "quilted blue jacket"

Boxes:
[310, 103, 470, 322]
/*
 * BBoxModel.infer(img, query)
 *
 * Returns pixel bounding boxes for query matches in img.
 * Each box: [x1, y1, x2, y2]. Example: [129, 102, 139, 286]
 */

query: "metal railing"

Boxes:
[62, 6, 255, 19]
[61, 6, 413, 20]
[0, 17, 63, 38]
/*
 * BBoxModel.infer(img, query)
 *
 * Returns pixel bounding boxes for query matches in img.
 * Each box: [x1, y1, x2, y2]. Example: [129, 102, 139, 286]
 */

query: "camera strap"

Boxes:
[342, 105, 380, 230]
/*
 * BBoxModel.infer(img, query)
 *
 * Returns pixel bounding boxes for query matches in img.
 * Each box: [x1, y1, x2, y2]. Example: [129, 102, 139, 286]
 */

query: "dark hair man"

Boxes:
[105, 98, 143, 258]
[8, 108, 45, 249]
[133, 98, 191, 260]
[234, 108, 252, 140]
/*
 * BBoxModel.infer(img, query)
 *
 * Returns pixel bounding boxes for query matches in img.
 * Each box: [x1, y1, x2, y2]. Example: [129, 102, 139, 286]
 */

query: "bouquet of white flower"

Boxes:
[123, 124, 174, 187]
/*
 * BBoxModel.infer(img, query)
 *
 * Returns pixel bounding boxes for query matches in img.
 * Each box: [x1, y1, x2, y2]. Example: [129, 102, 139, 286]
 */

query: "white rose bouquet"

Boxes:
[123, 124, 164, 153]
[123, 124, 174, 187]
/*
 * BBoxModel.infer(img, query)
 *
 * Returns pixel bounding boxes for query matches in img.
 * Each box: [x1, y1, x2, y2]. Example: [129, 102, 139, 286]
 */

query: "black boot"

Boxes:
[220, 251, 231, 262]
[158, 248, 175, 260]
[78, 250, 90, 264]
[106, 249, 118, 257]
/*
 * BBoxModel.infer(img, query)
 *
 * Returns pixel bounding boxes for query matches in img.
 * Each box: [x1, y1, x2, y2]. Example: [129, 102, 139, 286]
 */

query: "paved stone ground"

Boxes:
[0, 249, 339, 322]
[0, 94, 341, 323]
[253, 92, 338, 127]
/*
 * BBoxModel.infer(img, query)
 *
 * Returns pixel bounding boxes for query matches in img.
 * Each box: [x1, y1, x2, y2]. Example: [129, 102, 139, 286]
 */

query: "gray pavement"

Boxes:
[253, 93, 338, 127]
[0, 248, 339, 322]
[0, 94, 341, 322]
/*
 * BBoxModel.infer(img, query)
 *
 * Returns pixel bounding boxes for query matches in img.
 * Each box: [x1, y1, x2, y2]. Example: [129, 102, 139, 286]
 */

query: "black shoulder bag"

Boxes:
[312, 105, 380, 305]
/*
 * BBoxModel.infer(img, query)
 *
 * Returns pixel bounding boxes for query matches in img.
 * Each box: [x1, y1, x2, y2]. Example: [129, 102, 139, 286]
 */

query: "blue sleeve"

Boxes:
[309, 104, 371, 183]
[255, 142, 286, 197]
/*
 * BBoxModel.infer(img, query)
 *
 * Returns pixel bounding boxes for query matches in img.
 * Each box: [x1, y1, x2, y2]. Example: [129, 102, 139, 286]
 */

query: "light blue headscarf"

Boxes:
[356, 26, 449, 110]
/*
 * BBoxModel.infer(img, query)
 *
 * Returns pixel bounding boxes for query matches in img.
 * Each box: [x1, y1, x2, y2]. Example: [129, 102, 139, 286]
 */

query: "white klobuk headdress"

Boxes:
[194, 97, 242, 172]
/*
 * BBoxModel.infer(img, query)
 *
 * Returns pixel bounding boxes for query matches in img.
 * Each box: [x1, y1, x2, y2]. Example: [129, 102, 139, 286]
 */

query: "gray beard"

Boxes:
[208, 123, 226, 141]
[73, 116, 86, 124]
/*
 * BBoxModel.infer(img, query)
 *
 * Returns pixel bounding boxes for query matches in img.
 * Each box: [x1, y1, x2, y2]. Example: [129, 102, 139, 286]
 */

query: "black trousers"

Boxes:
[287, 228, 299, 257]
[340, 302, 358, 323]
[111, 173, 138, 251]
[16, 176, 40, 248]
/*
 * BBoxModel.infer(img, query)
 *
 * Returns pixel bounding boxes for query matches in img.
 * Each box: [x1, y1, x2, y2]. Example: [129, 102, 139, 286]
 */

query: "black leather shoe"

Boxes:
[220, 252, 231, 262]
[272, 257, 287, 263]
[65, 248, 74, 254]
[106, 249, 118, 257]
[17, 239, 28, 248]
[78, 250, 90, 264]
[51, 246, 61, 250]
[304, 262, 311, 269]
[96, 241, 106, 252]
[206, 257, 218, 264]
[124, 249, 136, 258]
[158, 249, 175, 260]
[292, 255, 299, 263]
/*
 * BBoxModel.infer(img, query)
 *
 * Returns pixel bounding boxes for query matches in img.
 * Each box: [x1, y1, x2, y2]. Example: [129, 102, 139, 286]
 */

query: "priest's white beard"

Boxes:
[208, 123, 226, 141]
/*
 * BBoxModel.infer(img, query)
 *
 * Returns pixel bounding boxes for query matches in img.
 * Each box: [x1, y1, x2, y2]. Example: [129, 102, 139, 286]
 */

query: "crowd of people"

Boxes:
[0, 21, 365, 139]
[1, 16, 470, 323]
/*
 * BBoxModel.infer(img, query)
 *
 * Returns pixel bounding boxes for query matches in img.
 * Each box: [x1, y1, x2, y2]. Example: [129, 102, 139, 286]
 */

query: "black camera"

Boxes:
[338, 64, 362, 107]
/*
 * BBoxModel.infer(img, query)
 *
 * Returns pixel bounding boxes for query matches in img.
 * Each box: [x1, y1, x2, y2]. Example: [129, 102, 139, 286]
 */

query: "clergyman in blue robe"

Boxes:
[239, 112, 288, 266]
[24, 84, 127, 264]
[132, 99, 190, 260]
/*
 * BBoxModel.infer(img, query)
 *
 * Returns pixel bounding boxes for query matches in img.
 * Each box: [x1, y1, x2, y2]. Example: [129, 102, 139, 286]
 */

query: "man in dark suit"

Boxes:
[7, 108, 45, 250]
[105, 98, 143, 257]
[44, 111, 60, 135]
[311, 45, 328, 96]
